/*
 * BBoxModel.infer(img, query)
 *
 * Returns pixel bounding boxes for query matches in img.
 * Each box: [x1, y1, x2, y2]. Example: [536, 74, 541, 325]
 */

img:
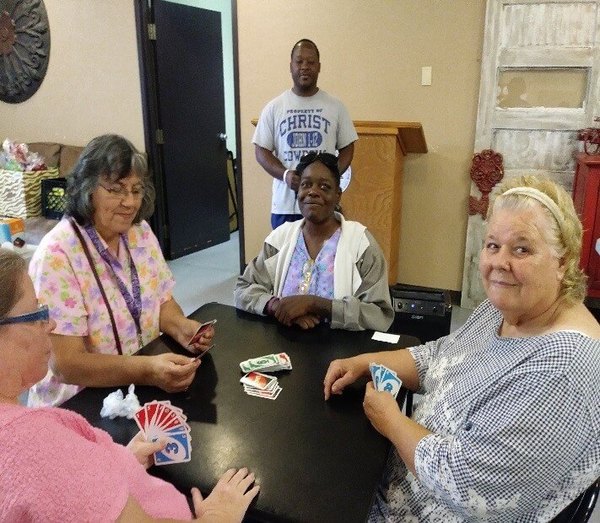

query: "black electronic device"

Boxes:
[388, 283, 452, 343]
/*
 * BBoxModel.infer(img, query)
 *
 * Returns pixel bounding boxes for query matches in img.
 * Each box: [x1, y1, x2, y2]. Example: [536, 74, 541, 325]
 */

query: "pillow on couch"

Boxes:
[59, 145, 84, 177]
[27, 142, 61, 168]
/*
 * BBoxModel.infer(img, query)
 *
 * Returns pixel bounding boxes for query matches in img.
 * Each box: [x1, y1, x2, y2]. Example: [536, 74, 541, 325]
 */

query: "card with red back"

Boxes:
[240, 371, 277, 390]
[187, 319, 217, 346]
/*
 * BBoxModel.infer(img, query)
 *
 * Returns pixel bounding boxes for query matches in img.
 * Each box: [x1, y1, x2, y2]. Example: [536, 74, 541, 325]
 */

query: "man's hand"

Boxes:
[284, 169, 300, 191]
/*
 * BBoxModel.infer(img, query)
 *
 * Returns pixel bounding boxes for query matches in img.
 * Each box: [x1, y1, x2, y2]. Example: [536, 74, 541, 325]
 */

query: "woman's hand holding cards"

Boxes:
[183, 318, 216, 355]
[147, 353, 199, 393]
[126, 431, 167, 469]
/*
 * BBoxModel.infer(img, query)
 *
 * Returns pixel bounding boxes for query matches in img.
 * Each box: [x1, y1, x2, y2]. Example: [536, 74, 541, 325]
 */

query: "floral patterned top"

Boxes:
[369, 300, 600, 522]
[280, 228, 340, 298]
[28, 218, 175, 407]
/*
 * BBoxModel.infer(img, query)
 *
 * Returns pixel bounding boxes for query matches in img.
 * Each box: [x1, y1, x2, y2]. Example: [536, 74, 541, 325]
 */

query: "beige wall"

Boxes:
[238, 1, 486, 291]
[0, 0, 144, 150]
[0, 0, 486, 293]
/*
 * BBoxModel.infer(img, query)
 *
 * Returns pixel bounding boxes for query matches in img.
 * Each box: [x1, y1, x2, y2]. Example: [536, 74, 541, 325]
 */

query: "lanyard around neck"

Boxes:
[83, 225, 142, 336]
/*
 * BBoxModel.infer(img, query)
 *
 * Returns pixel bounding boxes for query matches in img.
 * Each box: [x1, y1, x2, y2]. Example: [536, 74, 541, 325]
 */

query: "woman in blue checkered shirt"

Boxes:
[324, 175, 599, 522]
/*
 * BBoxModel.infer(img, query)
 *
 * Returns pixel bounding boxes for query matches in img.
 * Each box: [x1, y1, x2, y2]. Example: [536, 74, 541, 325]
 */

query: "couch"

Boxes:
[20, 142, 84, 244]
[27, 142, 84, 178]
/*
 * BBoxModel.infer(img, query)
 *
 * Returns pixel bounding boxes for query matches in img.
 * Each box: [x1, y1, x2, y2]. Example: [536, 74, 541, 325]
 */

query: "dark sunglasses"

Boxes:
[300, 152, 339, 169]
[0, 304, 50, 325]
[297, 152, 340, 179]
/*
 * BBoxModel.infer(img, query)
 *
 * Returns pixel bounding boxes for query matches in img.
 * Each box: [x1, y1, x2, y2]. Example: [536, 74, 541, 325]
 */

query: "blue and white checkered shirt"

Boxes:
[370, 299, 599, 522]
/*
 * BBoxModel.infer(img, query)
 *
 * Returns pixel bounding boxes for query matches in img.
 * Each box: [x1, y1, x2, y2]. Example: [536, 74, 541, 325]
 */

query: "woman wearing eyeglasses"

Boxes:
[28, 134, 214, 407]
[0, 249, 259, 521]
[234, 152, 394, 331]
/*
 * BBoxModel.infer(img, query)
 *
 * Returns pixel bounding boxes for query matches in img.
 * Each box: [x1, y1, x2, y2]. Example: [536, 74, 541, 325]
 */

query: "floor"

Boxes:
[168, 232, 599, 523]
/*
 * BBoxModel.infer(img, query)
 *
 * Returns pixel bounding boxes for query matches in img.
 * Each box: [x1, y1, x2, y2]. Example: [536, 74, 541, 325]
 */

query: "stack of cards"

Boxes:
[240, 352, 292, 373]
[134, 400, 192, 466]
[240, 371, 282, 400]
[369, 363, 402, 399]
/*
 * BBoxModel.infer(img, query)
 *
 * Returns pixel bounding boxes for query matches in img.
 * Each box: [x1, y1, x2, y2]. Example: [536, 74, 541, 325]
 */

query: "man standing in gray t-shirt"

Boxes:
[253, 39, 358, 229]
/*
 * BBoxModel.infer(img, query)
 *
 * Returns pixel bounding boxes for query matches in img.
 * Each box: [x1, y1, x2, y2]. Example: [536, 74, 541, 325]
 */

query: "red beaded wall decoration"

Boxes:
[468, 149, 504, 218]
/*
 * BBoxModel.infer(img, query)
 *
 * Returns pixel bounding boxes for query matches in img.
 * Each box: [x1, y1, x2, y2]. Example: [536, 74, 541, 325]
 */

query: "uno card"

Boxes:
[135, 400, 192, 466]
[187, 319, 217, 347]
[370, 364, 402, 399]
[194, 344, 215, 361]
[154, 432, 192, 465]
[240, 371, 278, 390]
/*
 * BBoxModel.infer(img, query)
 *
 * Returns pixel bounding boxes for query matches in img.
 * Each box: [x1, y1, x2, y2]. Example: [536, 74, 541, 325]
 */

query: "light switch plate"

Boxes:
[421, 66, 432, 86]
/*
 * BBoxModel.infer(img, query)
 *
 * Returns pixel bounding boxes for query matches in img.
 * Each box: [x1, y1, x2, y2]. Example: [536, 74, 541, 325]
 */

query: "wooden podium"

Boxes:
[250, 119, 427, 283]
[344, 121, 427, 283]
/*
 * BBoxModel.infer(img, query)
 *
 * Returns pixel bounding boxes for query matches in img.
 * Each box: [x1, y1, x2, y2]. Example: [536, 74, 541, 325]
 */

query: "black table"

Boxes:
[63, 303, 420, 522]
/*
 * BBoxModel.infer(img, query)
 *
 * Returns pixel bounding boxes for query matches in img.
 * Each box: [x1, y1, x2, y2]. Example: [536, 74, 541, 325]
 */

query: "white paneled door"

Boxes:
[461, 0, 600, 308]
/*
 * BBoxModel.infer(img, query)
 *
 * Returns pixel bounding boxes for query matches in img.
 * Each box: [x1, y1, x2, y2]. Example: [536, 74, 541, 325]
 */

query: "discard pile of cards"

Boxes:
[134, 400, 192, 465]
[240, 371, 282, 399]
[239, 352, 292, 373]
[370, 363, 402, 399]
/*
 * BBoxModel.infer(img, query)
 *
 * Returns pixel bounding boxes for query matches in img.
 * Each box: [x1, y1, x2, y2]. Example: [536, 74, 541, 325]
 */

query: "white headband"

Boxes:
[500, 187, 564, 233]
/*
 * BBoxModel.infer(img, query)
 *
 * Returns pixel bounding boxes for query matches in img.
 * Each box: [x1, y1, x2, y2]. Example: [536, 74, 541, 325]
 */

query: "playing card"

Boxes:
[369, 362, 383, 389]
[194, 344, 215, 361]
[240, 354, 280, 373]
[240, 352, 292, 373]
[243, 385, 282, 400]
[240, 371, 278, 390]
[187, 319, 217, 347]
[154, 432, 192, 465]
[134, 405, 148, 433]
[135, 400, 193, 466]
[370, 364, 402, 399]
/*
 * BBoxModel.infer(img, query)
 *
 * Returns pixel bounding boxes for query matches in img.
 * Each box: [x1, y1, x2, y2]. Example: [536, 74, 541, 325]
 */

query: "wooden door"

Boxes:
[154, 0, 230, 259]
[461, 0, 600, 308]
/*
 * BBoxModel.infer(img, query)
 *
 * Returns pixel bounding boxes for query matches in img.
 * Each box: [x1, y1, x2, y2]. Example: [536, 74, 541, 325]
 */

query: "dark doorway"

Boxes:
[135, 0, 233, 260]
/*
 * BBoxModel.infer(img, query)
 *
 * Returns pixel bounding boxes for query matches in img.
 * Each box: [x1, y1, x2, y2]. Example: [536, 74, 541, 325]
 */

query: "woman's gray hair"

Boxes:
[0, 249, 27, 320]
[65, 134, 156, 225]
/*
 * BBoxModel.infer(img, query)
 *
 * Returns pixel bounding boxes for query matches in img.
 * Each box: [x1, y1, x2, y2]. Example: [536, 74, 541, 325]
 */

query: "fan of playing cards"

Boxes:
[370, 363, 402, 399]
[239, 352, 292, 400]
[134, 400, 192, 466]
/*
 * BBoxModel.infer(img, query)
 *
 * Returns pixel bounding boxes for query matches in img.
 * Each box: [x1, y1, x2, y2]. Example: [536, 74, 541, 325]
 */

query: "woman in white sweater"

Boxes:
[235, 152, 393, 332]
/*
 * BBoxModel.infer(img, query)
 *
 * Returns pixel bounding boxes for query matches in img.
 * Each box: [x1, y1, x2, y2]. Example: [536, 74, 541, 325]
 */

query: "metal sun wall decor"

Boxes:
[468, 149, 504, 219]
[0, 0, 50, 104]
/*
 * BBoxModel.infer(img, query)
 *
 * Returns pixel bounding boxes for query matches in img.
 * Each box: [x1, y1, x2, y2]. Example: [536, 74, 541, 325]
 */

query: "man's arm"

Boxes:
[337, 142, 355, 174]
[255, 144, 299, 192]
[255, 145, 286, 180]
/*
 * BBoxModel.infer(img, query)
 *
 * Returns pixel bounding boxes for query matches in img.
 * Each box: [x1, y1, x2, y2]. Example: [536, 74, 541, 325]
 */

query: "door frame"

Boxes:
[133, 0, 245, 271]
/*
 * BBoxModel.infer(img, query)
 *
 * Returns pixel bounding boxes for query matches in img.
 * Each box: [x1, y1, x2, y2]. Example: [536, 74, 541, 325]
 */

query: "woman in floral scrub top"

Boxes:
[28, 135, 215, 406]
[324, 176, 600, 521]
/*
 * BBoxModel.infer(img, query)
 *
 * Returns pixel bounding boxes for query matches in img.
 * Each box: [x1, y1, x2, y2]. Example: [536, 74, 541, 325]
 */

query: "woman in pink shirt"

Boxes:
[0, 248, 259, 521]
[29, 134, 216, 407]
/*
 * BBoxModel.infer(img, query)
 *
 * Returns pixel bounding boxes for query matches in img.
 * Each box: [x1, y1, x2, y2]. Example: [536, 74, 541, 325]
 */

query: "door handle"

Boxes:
[218, 132, 227, 141]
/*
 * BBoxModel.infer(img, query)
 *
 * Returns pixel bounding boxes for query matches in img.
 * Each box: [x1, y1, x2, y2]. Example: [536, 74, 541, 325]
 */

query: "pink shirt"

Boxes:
[0, 404, 192, 521]
[28, 218, 175, 406]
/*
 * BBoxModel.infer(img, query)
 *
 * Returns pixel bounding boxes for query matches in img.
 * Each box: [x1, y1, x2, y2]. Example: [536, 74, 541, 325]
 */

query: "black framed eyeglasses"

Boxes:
[0, 305, 50, 325]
